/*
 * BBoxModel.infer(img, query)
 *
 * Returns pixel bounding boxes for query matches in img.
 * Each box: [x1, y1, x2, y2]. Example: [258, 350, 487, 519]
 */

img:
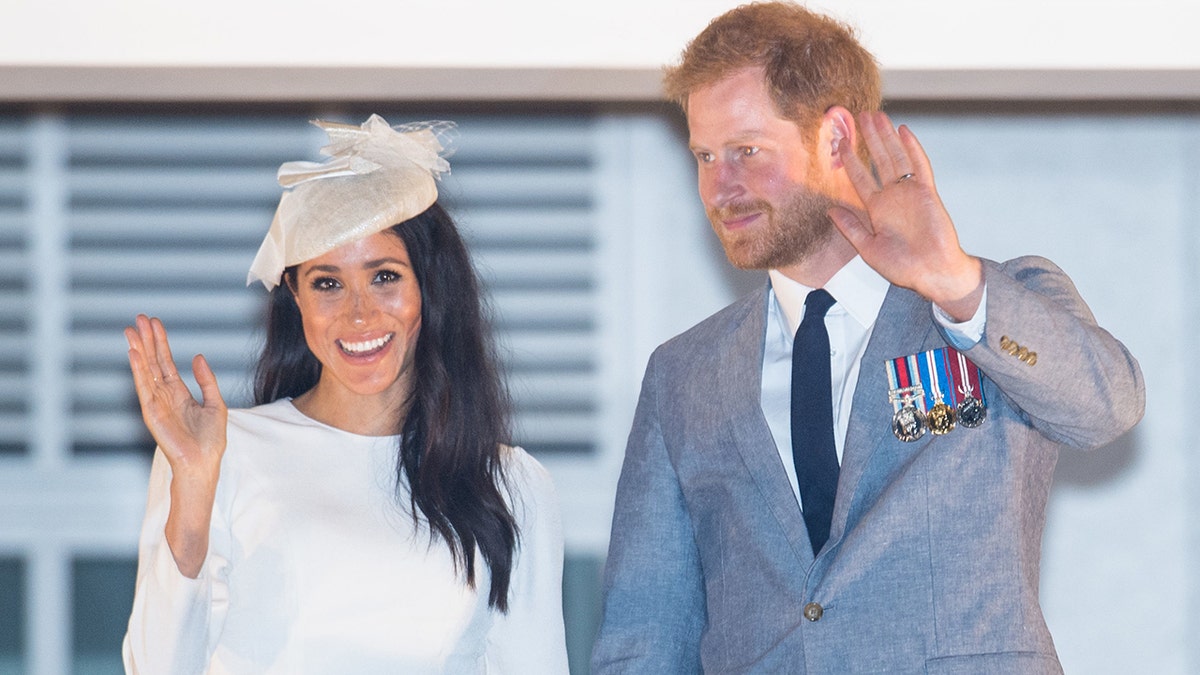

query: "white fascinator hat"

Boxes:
[247, 114, 455, 290]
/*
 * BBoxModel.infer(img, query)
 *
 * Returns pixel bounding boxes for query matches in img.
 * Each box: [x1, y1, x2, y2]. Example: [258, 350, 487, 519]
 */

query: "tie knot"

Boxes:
[804, 289, 836, 320]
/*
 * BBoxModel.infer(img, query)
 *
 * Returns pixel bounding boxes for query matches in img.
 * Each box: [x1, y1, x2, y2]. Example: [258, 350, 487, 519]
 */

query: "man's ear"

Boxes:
[822, 106, 857, 169]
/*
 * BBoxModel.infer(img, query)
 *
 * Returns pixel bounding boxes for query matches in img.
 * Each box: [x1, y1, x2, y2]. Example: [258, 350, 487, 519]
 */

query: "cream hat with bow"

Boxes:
[247, 114, 454, 290]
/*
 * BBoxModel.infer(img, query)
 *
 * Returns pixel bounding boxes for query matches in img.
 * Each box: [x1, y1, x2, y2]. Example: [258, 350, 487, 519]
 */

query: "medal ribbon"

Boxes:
[917, 350, 937, 410]
[887, 354, 926, 413]
[906, 354, 928, 412]
[946, 346, 986, 405]
[886, 356, 902, 413]
[924, 348, 952, 408]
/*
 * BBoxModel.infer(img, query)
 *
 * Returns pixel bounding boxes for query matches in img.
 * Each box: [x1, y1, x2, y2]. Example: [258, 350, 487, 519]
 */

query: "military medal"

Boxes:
[891, 401, 928, 442]
[947, 346, 987, 428]
[922, 348, 956, 435]
[957, 395, 986, 428]
[888, 347, 988, 440]
[887, 354, 927, 442]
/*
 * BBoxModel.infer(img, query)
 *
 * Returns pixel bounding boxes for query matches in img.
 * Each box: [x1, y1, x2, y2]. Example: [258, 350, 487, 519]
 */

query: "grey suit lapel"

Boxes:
[831, 285, 941, 544]
[720, 287, 817, 566]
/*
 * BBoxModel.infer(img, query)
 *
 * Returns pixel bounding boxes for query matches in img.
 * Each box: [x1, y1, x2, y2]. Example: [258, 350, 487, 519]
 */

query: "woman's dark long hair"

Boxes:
[253, 202, 519, 611]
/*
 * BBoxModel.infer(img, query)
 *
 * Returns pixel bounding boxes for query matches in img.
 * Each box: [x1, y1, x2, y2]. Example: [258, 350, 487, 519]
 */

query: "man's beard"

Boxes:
[708, 187, 837, 271]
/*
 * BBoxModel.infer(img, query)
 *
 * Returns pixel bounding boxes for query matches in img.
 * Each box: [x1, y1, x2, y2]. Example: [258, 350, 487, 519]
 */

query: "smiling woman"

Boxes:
[120, 115, 569, 674]
[286, 230, 424, 435]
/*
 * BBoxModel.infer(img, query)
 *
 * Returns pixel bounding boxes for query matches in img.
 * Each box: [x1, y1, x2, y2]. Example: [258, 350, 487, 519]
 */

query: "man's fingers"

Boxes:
[860, 113, 919, 185]
[858, 114, 892, 181]
[838, 138, 881, 199]
[827, 205, 871, 247]
[876, 114, 912, 178]
[897, 125, 934, 182]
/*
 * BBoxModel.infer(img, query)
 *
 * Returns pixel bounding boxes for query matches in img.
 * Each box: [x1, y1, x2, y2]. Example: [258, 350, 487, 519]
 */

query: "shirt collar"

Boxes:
[768, 256, 890, 335]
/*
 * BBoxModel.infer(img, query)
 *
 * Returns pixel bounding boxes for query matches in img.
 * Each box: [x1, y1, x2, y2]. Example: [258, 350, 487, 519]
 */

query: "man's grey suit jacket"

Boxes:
[592, 256, 1145, 674]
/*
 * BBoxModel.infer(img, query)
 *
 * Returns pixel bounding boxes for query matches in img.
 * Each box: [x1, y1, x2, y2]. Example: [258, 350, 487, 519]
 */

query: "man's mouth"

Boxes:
[720, 212, 761, 230]
[711, 202, 770, 230]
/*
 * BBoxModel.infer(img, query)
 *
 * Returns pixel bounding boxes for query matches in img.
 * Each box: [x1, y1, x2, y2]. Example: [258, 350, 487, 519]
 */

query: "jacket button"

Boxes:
[803, 602, 824, 622]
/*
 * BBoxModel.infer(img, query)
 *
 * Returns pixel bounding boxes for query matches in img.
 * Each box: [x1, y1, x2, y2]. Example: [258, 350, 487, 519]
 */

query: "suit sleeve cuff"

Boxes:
[933, 283, 987, 349]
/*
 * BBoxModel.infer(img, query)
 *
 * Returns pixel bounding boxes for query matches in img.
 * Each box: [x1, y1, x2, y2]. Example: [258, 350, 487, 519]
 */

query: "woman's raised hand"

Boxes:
[126, 314, 228, 576]
[125, 314, 227, 481]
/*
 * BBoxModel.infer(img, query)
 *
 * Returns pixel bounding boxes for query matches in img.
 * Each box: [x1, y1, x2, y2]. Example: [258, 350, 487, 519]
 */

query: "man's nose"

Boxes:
[701, 161, 744, 209]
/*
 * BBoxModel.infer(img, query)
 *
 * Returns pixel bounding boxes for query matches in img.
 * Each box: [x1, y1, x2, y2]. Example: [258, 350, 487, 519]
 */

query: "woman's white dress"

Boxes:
[122, 399, 568, 674]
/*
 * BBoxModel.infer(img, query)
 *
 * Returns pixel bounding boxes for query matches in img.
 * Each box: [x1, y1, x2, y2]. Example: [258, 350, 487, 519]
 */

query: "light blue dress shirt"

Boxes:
[762, 256, 986, 507]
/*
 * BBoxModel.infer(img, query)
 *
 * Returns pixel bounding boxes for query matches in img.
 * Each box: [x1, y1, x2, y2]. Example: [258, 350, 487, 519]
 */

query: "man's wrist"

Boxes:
[927, 256, 983, 322]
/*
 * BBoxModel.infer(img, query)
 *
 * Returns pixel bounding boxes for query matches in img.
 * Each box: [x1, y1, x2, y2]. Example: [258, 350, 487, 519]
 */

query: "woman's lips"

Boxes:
[337, 332, 394, 357]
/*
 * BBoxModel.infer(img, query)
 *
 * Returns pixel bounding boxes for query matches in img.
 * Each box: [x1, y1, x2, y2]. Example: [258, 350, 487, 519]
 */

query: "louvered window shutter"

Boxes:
[0, 123, 28, 454]
[67, 116, 309, 453]
[443, 115, 600, 454]
[0, 120, 28, 455]
[59, 112, 604, 457]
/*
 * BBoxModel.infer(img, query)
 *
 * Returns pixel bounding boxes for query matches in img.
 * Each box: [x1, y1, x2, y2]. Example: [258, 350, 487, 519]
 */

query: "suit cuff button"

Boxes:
[803, 602, 824, 622]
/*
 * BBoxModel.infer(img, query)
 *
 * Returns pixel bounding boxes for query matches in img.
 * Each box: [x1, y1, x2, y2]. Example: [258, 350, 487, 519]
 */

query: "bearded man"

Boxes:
[592, 3, 1144, 673]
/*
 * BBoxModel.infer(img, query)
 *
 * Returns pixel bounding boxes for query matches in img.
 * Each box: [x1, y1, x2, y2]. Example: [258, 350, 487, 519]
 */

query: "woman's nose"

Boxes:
[348, 290, 375, 325]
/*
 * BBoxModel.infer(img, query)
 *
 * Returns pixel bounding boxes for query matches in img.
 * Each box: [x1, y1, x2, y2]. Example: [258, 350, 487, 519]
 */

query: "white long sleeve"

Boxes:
[122, 448, 226, 675]
[122, 399, 568, 674]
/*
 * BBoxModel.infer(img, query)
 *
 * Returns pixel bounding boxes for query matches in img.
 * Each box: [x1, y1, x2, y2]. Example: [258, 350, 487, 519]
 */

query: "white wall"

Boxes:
[2, 0, 1199, 100]
[3, 0, 1198, 69]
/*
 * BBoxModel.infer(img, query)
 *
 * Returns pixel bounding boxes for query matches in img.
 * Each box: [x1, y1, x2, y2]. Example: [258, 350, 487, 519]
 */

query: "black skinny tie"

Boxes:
[791, 289, 838, 556]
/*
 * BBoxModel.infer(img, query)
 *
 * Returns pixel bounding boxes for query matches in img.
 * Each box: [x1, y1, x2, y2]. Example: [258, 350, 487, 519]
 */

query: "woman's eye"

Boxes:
[374, 269, 401, 284]
[311, 277, 340, 291]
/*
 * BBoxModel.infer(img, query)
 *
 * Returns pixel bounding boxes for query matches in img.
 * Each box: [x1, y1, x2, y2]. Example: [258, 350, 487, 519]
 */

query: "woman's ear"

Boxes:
[283, 269, 299, 300]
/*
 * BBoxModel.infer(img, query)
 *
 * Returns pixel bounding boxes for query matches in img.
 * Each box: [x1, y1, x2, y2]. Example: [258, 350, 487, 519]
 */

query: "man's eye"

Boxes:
[694, 151, 713, 163]
[741, 146, 759, 157]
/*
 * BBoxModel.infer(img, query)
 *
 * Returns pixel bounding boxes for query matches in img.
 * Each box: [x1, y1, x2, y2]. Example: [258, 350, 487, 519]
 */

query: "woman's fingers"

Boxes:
[149, 316, 183, 384]
[126, 319, 166, 397]
[192, 354, 226, 412]
[125, 325, 154, 400]
[130, 314, 164, 382]
[126, 315, 225, 413]
[128, 314, 187, 387]
[126, 314, 191, 416]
